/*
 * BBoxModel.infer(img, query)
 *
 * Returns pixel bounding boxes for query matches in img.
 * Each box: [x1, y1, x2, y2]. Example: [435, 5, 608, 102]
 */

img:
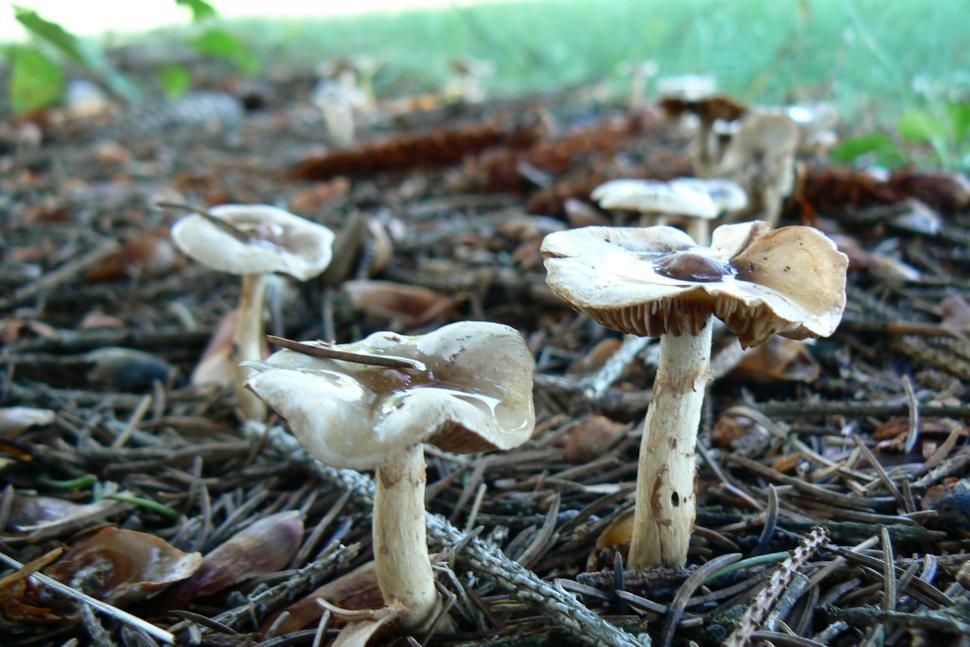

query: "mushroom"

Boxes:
[243, 321, 535, 630]
[702, 112, 799, 226]
[593, 177, 746, 244]
[171, 205, 334, 419]
[660, 94, 747, 172]
[541, 222, 847, 567]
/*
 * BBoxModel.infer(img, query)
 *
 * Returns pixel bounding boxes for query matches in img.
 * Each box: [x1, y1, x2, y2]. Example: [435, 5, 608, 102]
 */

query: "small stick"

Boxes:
[155, 200, 250, 242]
[266, 335, 427, 372]
[0, 239, 119, 309]
[0, 550, 175, 644]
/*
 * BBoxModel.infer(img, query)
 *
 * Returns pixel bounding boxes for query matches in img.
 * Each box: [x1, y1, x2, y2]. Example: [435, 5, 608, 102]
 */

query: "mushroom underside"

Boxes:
[567, 291, 819, 347]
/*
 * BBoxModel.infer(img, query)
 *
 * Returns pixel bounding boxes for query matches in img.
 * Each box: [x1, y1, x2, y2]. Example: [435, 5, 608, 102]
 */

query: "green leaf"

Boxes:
[14, 6, 86, 65]
[829, 132, 899, 163]
[946, 101, 970, 141]
[158, 65, 191, 98]
[896, 110, 947, 144]
[176, 0, 217, 22]
[9, 45, 64, 113]
[188, 28, 258, 73]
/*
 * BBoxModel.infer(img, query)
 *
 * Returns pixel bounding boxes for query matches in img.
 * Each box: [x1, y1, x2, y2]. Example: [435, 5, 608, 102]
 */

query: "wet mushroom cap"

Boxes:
[171, 205, 334, 280]
[244, 321, 535, 470]
[592, 179, 719, 219]
[541, 222, 848, 347]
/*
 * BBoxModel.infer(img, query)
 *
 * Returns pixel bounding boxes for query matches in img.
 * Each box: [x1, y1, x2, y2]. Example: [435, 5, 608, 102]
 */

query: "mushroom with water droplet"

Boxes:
[171, 205, 334, 419]
[541, 221, 847, 567]
[243, 321, 535, 630]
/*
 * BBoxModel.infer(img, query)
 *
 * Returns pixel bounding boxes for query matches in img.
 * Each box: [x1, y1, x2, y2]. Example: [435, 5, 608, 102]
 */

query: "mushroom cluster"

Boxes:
[542, 221, 848, 567]
[244, 321, 535, 630]
[171, 205, 334, 419]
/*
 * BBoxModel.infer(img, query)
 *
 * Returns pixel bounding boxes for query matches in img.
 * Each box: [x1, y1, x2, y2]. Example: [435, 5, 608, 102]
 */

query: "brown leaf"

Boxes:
[269, 561, 383, 633]
[83, 229, 181, 282]
[192, 309, 241, 387]
[185, 511, 303, 598]
[343, 280, 457, 326]
[730, 337, 820, 383]
[44, 527, 202, 605]
[289, 177, 351, 214]
[563, 415, 631, 463]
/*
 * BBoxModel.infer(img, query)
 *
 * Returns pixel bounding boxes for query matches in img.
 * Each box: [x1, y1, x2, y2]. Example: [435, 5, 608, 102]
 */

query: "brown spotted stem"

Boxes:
[628, 317, 713, 568]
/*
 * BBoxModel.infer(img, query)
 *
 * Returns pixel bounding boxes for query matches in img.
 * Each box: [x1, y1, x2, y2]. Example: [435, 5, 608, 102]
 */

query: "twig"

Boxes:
[205, 542, 359, 632]
[265, 335, 427, 371]
[155, 200, 250, 242]
[241, 421, 640, 647]
[585, 335, 653, 398]
[0, 239, 120, 309]
[724, 526, 828, 647]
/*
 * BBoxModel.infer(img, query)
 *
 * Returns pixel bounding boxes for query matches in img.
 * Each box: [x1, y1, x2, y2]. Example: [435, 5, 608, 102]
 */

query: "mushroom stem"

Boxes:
[687, 218, 711, 245]
[629, 317, 713, 568]
[374, 444, 441, 631]
[235, 274, 268, 420]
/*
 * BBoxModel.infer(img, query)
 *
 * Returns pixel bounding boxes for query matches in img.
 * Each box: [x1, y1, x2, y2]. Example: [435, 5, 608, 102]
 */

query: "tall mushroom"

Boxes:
[702, 112, 799, 226]
[171, 205, 334, 419]
[541, 222, 847, 567]
[243, 321, 535, 630]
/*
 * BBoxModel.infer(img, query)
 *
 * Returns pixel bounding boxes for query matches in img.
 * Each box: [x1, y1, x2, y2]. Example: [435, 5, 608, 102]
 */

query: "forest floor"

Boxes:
[1, 45, 969, 646]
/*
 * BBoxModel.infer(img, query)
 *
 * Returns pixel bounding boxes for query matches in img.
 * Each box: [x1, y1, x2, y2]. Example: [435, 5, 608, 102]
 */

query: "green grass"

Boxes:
[215, 0, 968, 125]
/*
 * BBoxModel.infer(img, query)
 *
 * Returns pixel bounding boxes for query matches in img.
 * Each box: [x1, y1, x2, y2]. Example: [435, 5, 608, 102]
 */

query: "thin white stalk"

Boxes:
[687, 218, 711, 245]
[374, 444, 440, 631]
[235, 273, 267, 420]
[629, 318, 713, 568]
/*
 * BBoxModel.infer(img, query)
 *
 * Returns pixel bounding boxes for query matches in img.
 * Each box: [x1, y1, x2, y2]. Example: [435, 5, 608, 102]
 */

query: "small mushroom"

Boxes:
[702, 112, 800, 226]
[171, 205, 334, 419]
[541, 222, 847, 567]
[244, 321, 535, 631]
[660, 94, 747, 172]
[593, 177, 744, 243]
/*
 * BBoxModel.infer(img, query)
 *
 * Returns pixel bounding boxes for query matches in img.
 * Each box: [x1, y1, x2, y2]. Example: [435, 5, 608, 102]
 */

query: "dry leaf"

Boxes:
[343, 280, 457, 326]
[269, 561, 383, 633]
[731, 336, 820, 383]
[44, 527, 202, 605]
[0, 407, 56, 440]
[331, 602, 405, 647]
[563, 415, 631, 463]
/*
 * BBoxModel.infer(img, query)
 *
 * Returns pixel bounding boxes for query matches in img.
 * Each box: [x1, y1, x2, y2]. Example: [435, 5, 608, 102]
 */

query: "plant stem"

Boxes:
[374, 444, 440, 631]
[236, 273, 267, 420]
[629, 318, 713, 568]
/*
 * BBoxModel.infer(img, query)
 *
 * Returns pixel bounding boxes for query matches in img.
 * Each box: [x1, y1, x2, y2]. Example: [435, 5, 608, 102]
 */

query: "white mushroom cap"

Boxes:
[171, 205, 334, 280]
[541, 222, 848, 347]
[592, 179, 719, 219]
[716, 113, 799, 196]
[244, 321, 535, 470]
[656, 74, 717, 100]
[670, 178, 749, 214]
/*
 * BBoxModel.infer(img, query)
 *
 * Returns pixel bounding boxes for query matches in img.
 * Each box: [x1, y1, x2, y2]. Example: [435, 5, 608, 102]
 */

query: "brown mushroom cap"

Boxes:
[541, 222, 848, 347]
[171, 205, 334, 280]
[244, 321, 535, 470]
[660, 94, 747, 123]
